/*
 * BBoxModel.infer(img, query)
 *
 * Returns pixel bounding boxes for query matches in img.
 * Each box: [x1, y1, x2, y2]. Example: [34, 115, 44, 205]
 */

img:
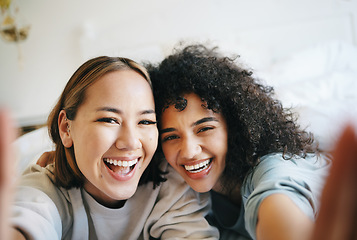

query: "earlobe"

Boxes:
[58, 110, 73, 148]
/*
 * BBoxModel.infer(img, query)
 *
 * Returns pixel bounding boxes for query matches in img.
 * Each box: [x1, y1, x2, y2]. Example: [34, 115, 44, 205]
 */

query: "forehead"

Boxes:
[86, 70, 152, 97]
[90, 70, 149, 90]
[80, 70, 155, 111]
[161, 93, 222, 126]
[165, 93, 205, 111]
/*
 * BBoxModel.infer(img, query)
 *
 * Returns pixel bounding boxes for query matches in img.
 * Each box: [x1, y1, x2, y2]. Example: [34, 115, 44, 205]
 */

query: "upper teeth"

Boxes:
[184, 159, 210, 171]
[104, 158, 138, 167]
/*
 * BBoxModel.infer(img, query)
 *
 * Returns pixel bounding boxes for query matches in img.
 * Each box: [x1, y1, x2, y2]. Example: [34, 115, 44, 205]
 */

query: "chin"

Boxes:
[189, 182, 213, 193]
[110, 178, 141, 199]
[112, 186, 138, 200]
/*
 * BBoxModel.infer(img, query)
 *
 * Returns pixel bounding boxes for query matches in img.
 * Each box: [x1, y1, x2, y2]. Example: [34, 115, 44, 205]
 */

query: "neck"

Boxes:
[212, 180, 242, 206]
[84, 183, 126, 209]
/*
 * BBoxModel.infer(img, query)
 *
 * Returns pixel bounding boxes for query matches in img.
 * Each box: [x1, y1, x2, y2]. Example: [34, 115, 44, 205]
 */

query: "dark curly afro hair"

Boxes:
[147, 44, 319, 191]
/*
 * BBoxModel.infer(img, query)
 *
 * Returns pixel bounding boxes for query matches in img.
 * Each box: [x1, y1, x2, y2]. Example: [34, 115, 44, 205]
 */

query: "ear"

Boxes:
[58, 110, 73, 148]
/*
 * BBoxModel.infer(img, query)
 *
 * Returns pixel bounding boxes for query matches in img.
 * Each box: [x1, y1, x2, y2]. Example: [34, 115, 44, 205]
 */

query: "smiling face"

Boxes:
[160, 93, 228, 193]
[61, 70, 158, 207]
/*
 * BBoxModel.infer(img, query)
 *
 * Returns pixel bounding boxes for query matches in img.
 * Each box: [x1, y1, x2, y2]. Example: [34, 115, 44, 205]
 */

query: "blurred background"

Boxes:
[1, 0, 357, 143]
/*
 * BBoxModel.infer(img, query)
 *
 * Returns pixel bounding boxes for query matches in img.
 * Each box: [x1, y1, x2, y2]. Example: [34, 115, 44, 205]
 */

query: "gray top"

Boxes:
[11, 162, 219, 240]
[208, 153, 331, 239]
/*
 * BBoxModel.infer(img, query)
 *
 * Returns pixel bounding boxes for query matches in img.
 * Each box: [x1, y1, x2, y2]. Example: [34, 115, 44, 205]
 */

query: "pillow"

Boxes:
[258, 41, 357, 151]
[14, 127, 54, 175]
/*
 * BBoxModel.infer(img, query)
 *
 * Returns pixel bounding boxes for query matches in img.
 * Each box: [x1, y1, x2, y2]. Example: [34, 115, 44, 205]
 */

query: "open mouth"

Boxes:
[104, 158, 139, 175]
[183, 159, 212, 173]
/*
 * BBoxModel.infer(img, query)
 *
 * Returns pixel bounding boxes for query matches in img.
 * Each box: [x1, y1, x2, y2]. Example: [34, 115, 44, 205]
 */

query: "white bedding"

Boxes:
[259, 41, 357, 151]
[14, 127, 54, 175]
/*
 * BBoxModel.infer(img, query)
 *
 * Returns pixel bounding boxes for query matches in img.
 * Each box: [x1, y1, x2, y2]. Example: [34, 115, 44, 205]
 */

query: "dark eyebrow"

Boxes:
[160, 117, 218, 134]
[160, 127, 176, 134]
[192, 117, 218, 127]
[96, 107, 155, 115]
[140, 109, 156, 115]
[96, 107, 122, 114]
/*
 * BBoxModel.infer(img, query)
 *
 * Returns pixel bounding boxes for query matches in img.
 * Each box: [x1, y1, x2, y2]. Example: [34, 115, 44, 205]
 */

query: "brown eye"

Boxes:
[97, 118, 119, 124]
[139, 120, 157, 125]
[197, 126, 214, 133]
[162, 134, 179, 142]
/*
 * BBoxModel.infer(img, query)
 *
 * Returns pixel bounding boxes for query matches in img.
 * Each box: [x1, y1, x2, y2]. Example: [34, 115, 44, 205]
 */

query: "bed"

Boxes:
[258, 40, 357, 152]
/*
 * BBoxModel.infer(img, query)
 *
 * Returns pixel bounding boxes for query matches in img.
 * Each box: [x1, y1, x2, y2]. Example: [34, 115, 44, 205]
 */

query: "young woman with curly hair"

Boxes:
[147, 44, 331, 240]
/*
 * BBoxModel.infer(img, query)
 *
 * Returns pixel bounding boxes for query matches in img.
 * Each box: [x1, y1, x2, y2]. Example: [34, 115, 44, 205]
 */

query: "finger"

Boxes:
[0, 108, 17, 239]
[36, 151, 55, 167]
[0, 108, 17, 187]
[312, 125, 357, 239]
[328, 126, 357, 240]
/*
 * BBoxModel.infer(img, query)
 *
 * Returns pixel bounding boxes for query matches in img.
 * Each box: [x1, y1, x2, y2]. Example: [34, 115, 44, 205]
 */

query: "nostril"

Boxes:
[115, 135, 142, 150]
[180, 142, 202, 159]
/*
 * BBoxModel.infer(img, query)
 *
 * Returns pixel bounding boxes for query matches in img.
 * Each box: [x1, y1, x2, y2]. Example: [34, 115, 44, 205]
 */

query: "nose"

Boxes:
[115, 124, 142, 151]
[179, 136, 202, 160]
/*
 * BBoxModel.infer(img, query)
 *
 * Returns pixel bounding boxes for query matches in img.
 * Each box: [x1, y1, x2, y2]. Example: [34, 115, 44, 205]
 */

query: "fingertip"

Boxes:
[333, 124, 357, 155]
[0, 108, 17, 187]
[0, 108, 16, 141]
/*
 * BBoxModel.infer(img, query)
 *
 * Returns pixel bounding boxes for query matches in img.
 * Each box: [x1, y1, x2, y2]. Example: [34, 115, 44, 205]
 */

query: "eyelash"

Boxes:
[139, 120, 157, 125]
[97, 117, 118, 124]
[97, 118, 157, 125]
[197, 126, 214, 133]
[161, 126, 214, 142]
[162, 135, 179, 142]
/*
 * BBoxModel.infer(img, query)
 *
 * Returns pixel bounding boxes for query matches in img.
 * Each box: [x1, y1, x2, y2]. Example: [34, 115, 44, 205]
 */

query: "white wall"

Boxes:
[1, 0, 356, 127]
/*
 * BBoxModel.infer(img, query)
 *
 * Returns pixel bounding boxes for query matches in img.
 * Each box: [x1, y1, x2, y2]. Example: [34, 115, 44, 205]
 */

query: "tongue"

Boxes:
[116, 166, 131, 175]
[106, 163, 132, 175]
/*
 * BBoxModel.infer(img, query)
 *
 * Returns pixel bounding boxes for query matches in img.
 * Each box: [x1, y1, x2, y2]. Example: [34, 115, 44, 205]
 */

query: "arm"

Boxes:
[36, 151, 55, 167]
[10, 229, 26, 240]
[257, 125, 357, 240]
[11, 168, 65, 239]
[243, 150, 330, 239]
[311, 125, 357, 240]
[1, 110, 64, 239]
[0, 109, 26, 240]
[256, 193, 313, 240]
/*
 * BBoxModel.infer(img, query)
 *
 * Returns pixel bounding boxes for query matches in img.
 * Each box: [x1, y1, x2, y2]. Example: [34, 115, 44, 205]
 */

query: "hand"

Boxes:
[0, 108, 17, 239]
[311, 125, 357, 239]
[36, 151, 55, 167]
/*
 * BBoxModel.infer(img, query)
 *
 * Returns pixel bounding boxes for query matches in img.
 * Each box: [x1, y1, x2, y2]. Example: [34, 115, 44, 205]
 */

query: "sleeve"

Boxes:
[144, 165, 219, 240]
[10, 165, 71, 240]
[242, 154, 330, 239]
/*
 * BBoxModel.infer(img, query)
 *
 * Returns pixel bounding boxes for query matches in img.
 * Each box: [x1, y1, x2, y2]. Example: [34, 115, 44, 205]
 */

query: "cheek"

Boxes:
[88, 133, 109, 149]
[74, 129, 112, 159]
[216, 140, 228, 157]
[207, 132, 228, 163]
[144, 129, 159, 156]
[161, 145, 176, 163]
[215, 130, 228, 152]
